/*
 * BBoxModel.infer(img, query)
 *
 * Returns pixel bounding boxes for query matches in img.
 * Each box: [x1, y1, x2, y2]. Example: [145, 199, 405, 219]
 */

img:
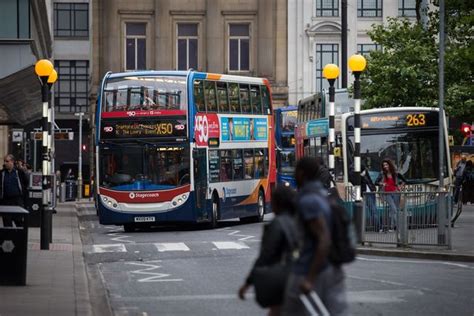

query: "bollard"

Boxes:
[353, 200, 363, 244]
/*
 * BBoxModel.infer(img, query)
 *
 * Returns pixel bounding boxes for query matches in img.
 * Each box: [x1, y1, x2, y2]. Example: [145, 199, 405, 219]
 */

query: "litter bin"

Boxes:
[0, 206, 29, 285]
[65, 179, 77, 201]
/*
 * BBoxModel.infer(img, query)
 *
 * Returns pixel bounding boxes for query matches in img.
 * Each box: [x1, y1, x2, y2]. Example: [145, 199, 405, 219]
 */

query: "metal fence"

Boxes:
[344, 185, 452, 248]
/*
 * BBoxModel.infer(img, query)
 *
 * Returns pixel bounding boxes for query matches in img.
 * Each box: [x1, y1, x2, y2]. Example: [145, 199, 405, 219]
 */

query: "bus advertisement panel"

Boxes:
[275, 106, 297, 187]
[95, 71, 275, 231]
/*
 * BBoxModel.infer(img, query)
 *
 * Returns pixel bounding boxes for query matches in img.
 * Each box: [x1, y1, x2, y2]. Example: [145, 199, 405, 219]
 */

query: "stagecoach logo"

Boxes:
[103, 126, 113, 133]
[127, 111, 136, 117]
[175, 124, 185, 130]
[128, 192, 160, 199]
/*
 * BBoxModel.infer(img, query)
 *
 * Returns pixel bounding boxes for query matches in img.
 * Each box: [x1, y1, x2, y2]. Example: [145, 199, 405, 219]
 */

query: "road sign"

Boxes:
[32, 132, 73, 141]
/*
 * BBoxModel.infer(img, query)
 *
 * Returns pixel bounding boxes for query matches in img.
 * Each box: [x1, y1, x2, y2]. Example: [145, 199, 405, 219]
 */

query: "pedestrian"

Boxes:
[349, 163, 378, 230]
[315, 157, 332, 189]
[453, 153, 468, 204]
[282, 157, 348, 316]
[239, 185, 298, 315]
[375, 159, 406, 232]
[461, 160, 474, 204]
[0, 154, 29, 226]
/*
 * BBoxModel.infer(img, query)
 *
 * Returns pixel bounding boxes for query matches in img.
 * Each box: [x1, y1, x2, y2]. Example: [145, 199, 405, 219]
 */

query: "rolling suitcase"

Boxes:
[300, 291, 330, 316]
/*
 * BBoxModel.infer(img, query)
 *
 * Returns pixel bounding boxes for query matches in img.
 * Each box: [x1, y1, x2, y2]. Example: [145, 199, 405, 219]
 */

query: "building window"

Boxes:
[399, 0, 417, 17]
[0, 0, 30, 39]
[316, 0, 338, 17]
[177, 23, 198, 70]
[125, 23, 146, 71]
[316, 44, 339, 93]
[358, 0, 382, 17]
[228, 23, 250, 72]
[54, 3, 88, 37]
[54, 60, 89, 113]
[357, 43, 381, 57]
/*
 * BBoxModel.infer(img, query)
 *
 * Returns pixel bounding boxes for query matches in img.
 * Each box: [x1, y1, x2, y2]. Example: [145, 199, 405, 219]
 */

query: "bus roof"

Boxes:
[341, 106, 440, 120]
[104, 70, 269, 85]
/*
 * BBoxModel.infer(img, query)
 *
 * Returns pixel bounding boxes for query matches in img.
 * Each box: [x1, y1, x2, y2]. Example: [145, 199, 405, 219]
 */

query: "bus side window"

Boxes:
[232, 149, 243, 180]
[240, 84, 251, 114]
[229, 83, 240, 113]
[220, 150, 232, 182]
[261, 85, 271, 115]
[217, 82, 229, 113]
[244, 149, 254, 179]
[193, 80, 206, 112]
[205, 80, 217, 112]
[254, 149, 265, 179]
[250, 85, 262, 114]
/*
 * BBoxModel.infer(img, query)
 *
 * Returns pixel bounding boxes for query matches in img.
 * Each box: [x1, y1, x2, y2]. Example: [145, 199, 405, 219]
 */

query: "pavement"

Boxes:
[0, 201, 472, 316]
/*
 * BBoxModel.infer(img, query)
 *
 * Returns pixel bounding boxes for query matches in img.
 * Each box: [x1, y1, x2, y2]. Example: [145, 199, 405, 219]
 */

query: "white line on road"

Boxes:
[92, 244, 127, 253]
[155, 243, 190, 252]
[356, 256, 474, 269]
[213, 241, 250, 250]
[126, 260, 183, 282]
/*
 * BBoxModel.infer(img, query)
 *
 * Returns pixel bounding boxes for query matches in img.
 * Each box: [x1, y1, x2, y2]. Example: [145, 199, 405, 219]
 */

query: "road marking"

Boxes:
[356, 256, 474, 269]
[126, 260, 183, 282]
[348, 289, 423, 304]
[155, 243, 190, 252]
[217, 227, 257, 241]
[92, 244, 127, 253]
[107, 232, 135, 244]
[213, 241, 249, 250]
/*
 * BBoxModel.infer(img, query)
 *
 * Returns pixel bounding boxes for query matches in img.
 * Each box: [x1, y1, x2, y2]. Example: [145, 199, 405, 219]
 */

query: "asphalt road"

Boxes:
[78, 208, 474, 316]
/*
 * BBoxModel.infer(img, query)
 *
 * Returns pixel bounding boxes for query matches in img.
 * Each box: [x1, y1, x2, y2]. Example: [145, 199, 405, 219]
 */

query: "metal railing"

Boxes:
[344, 185, 452, 248]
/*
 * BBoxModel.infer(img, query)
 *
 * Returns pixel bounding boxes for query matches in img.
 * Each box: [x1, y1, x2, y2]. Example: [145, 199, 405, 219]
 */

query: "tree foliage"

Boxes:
[360, 0, 473, 120]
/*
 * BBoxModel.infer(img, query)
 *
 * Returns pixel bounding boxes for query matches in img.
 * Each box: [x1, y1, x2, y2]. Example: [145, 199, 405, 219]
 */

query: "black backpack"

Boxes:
[327, 187, 357, 266]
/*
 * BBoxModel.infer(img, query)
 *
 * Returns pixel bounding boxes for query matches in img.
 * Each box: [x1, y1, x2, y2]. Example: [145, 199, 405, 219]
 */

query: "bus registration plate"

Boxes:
[134, 216, 155, 223]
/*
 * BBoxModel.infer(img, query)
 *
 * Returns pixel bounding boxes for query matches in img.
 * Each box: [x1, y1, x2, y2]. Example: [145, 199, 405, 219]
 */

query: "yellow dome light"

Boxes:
[47, 69, 58, 84]
[348, 54, 367, 72]
[323, 64, 340, 80]
[35, 59, 54, 77]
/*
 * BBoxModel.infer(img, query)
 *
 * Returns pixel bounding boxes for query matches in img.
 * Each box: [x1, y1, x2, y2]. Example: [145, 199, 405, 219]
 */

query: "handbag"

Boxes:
[253, 263, 290, 307]
[252, 215, 298, 308]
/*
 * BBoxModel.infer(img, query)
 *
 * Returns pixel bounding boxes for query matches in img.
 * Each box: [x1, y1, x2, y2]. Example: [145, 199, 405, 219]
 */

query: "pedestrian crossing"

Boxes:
[87, 241, 256, 254]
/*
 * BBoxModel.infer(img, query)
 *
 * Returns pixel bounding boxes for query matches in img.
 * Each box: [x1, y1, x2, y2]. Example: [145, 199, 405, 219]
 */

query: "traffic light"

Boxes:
[461, 123, 472, 137]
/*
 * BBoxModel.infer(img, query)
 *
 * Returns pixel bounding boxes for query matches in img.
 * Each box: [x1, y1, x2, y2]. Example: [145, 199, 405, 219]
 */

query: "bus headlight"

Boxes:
[171, 192, 189, 207]
[101, 195, 119, 210]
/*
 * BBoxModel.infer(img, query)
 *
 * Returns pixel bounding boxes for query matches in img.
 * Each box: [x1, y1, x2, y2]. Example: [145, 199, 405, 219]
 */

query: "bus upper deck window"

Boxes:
[217, 82, 229, 112]
[229, 83, 240, 113]
[261, 85, 271, 115]
[193, 80, 206, 112]
[240, 84, 251, 114]
[205, 80, 217, 112]
[250, 85, 262, 114]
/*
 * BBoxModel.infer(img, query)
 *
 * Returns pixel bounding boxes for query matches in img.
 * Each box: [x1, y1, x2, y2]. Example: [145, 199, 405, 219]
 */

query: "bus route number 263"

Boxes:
[406, 113, 426, 127]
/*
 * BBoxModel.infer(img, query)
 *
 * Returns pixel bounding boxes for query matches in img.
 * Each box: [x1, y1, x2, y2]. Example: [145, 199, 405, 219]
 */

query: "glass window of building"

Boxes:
[358, 0, 382, 17]
[125, 23, 146, 71]
[316, 44, 339, 92]
[0, 0, 30, 38]
[177, 23, 198, 70]
[316, 0, 338, 17]
[357, 43, 381, 57]
[54, 3, 88, 37]
[228, 23, 250, 72]
[398, 0, 417, 17]
[54, 60, 89, 113]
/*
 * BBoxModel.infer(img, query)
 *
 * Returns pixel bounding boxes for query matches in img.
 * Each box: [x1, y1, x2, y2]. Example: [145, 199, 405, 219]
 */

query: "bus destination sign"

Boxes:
[348, 111, 438, 130]
[101, 118, 187, 139]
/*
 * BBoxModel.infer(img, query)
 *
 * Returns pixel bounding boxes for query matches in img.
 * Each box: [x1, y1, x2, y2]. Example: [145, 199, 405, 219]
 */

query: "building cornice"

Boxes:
[221, 11, 257, 16]
[305, 21, 342, 37]
[169, 10, 206, 16]
[118, 10, 155, 16]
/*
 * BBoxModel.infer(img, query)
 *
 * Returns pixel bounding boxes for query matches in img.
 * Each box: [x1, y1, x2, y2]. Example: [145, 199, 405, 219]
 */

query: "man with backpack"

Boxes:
[282, 157, 349, 316]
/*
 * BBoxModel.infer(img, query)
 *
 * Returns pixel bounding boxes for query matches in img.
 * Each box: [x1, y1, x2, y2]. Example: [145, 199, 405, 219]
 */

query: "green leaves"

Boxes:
[359, 3, 473, 121]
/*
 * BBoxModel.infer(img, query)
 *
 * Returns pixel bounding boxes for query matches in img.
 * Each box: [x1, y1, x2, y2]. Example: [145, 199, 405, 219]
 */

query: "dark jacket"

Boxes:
[316, 165, 332, 189]
[0, 167, 29, 200]
[245, 213, 297, 285]
[349, 167, 376, 193]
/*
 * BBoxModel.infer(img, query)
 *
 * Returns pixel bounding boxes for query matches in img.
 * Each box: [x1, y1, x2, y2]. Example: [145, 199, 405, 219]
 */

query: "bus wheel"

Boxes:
[256, 190, 265, 222]
[210, 194, 219, 229]
[123, 224, 136, 232]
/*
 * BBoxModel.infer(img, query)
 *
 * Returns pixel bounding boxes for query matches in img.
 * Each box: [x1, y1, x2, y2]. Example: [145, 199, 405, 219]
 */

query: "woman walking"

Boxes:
[375, 159, 406, 232]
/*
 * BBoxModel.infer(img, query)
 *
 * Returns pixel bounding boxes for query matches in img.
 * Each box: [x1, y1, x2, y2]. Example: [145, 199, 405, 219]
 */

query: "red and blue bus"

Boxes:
[274, 106, 297, 187]
[95, 71, 276, 231]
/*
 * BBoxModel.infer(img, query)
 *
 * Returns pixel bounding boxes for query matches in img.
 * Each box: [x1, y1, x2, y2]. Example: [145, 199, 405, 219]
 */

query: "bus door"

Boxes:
[193, 149, 208, 220]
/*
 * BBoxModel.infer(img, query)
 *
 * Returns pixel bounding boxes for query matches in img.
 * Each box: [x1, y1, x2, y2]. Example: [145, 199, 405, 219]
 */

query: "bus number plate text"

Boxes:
[134, 216, 156, 223]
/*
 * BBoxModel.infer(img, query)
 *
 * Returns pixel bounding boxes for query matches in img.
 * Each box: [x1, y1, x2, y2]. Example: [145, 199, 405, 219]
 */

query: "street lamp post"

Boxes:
[348, 54, 367, 243]
[323, 64, 340, 182]
[75, 112, 84, 200]
[35, 59, 57, 250]
[47, 70, 58, 211]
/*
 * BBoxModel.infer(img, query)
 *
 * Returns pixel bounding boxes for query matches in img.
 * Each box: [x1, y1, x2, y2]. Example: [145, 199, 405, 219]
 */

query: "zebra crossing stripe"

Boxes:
[155, 243, 190, 252]
[212, 241, 249, 250]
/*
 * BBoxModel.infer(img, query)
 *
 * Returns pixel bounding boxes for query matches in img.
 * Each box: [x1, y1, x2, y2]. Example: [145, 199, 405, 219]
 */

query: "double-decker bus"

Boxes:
[95, 71, 276, 231]
[274, 106, 297, 187]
